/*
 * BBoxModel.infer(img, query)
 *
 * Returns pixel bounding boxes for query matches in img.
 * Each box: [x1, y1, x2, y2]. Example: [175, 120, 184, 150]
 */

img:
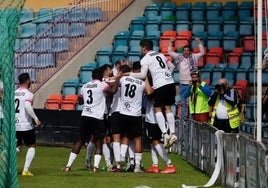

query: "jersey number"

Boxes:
[156, 56, 166, 68]
[15, 98, 20, 113]
[124, 84, 136, 98]
[86, 90, 93, 104]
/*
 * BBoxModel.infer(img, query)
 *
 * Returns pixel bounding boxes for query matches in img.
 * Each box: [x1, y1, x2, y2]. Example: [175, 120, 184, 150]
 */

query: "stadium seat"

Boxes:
[52, 8, 68, 22]
[19, 23, 36, 38]
[172, 71, 180, 84]
[36, 23, 52, 37]
[61, 94, 79, 110]
[175, 6, 189, 21]
[129, 16, 145, 32]
[52, 37, 69, 53]
[207, 19, 223, 36]
[192, 21, 206, 35]
[210, 67, 223, 87]
[223, 31, 239, 51]
[19, 8, 34, 24]
[207, 31, 223, 50]
[68, 22, 86, 37]
[240, 52, 253, 69]
[238, 2, 253, 18]
[144, 4, 159, 18]
[159, 6, 174, 20]
[191, 7, 205, 21]
[145, 20, 160, 34]
[223, 20, 238, 35]
[205, 47, 223, 65]
[78, 66, 93, 84]
[129, 36, 143, 48]
[52, 23, 69, 37]
[223, 68, 235, 85]
[62, 78, 79, 96]
[113, 31, 130, 48]
[239, 17, 254, 36]
[206, 2, 222, 21]
[14, 52, 37, 68]
[34, 8, 53, 23]
[34, 38, 53, 53]
[175, 21, 190, 33]
[85, 8, 102, 23]
[190, 31, 207, 49]
[35, 53, 56, 68]
[160, 20, 175, 34]
[66, 7, 86, 23]
[243, 36, 255, 52]
[17, 38, 34, 52]
[45, 94, 63, 110]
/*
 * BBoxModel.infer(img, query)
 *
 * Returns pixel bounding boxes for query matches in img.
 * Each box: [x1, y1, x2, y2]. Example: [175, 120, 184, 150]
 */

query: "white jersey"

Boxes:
[145, 99, 157, 124]
[15, 87, 34, 131]
[80, 79, 109, 120]
[141, 51, 174, 89]
[110, 87, 121, 114]
[119, 76, 145, 116]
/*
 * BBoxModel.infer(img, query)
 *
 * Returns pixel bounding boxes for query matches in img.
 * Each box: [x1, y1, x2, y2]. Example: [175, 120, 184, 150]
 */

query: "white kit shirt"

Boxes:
[110, 87, 121, 114]
[141, 51, 174, 89]
[119, 76, 145, 116]
[145, 100, 157, 124]
[15, 87, 34, 131]
[80, 79, 109, 120]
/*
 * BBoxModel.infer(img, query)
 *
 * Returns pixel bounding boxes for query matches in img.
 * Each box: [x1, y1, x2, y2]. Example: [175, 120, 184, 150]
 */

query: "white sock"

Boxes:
[23, 147, 35, 171]
[16, 147, 21, 153]
[120, 144, 128, 162]
[85, 142, 94, 165]
[113, 142, 121, 163]
[155, 112, 168, 134]
[166, 112, 175, 134]
[93, 154, 102, 168]
[102, 144, 111, 166]
[155, 144, 170, 163]
[134, 153, 142, 168]
[66, 152, 77, 168]
[150, 145, 158, 166]
[128, 141, 135, 161]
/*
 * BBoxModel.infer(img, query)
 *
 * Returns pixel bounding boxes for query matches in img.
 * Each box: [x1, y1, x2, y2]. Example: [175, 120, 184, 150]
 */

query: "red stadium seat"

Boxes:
[243, 36, 255, 52]
[193, 47, 207, 68]
[61, 94, 78, 110]
[45, 94, 63, 110]
[205, 47, 223, 65]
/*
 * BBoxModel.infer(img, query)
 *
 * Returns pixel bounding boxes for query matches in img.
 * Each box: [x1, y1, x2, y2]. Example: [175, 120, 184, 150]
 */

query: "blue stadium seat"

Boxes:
[238, 1, 253, 18]
[247, 68, 256, 85]
[85, 8, 102, 23]
[79, 66, 93, 84]
[66, 7, 86, 22]
[52, 23, 69, 37]
[68, 22, 86, 37]
[207, 32, 223, 50]
[222, 3, 237, 20]
[223, 20, 238, 35]
[224, 68, 235, 85]
[34, 38, 53, 53]
[35, 53, 56, 68]
[111, 45, 128, 64]
[240, 52, 253, 69]
[19, 8, 34, 24]
[131, 30, 145, 37]
[62, 78, 79, 96]
[175, 7, 189, 21]
[235, 69, 248, 81]
[19, 38, 35, 52]
[52, 38, 69, 53]
[36, 23, 52, 37]
[223, 31, 239, 51]
[191, 31, 207, 49]
[52, 8, 68, 22]
[210, 67, 223, 87]
[206, 6, 221, 21]
[191, 6, 205, 21]
[129, 36, 143, 47]
[127, 52, 141, 63]
[239, 17, 254, 36]
[14, 53, 37, 68]
[175, 21, 190, 33]
[145, 20, 160, 33]
[144, 4, 159, 18]
[159, 7, 174, 20]
[160, 20, 175, 34]
[207, 19, 223, 36]
[113, 30, 130, 48]
[129, 16, 145, 32]
[96, 51, 111, 65]
[34, 8, 53, 23]
[192, 21, 206, 35]
[172, 71, 180, 84]
[19, 23, 36, 38]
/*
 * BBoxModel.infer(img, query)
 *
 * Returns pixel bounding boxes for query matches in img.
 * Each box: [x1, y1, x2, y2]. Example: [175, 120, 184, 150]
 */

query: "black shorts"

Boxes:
[79, 116, 106, 141]
[110, 112, 121, 135]
[145, 122, 162, 141]
[154, 83, 176, 107]
[16, 129, 36, 146]
[119, 114, 142, 139]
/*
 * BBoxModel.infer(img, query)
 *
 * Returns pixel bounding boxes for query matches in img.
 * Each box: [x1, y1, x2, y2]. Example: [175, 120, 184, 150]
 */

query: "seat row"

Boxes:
[45, 94, 79, 111]
[19, 7, 102, 24]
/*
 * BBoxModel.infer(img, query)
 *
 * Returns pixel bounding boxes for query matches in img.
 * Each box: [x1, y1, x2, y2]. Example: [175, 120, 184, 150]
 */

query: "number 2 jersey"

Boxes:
[119, 76, 145, 117]
[80, 79, 109, 120]
[15, 87, 34, 131]
[141, 51, 174, 89]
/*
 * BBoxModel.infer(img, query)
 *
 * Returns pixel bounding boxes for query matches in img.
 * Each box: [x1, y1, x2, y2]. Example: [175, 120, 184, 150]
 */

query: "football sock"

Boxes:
[67, 152, 77, 168]
[134, 153, 142, 167]
[155, 112, 168, 134]
[113, 142, 120, 164]
[150, 144, 158, 166]
[23, 147, 35, 171]
[102, 143, 111, 166]
[128, 141, 135, 160]
[94, 154, 102, 168]
[155, 144, 170, 163]
[85, 142, 94, 165]
[120, 144, 128, 162]
[166, 112, 175, 134]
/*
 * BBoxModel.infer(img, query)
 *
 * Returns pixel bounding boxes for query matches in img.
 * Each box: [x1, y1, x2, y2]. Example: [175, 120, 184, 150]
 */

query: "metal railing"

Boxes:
[14, 0, 134, 92]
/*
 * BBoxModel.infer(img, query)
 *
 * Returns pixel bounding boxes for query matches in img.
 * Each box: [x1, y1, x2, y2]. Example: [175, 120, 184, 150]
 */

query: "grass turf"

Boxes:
[17, 146, 221, 188]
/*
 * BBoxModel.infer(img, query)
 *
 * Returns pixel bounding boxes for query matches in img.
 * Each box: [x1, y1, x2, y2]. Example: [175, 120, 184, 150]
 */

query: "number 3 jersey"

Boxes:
[80, 79, 109, 120]
[119, 76, 145, 117]
[15, 87, 34, 131]
[141, 51, 174, 89]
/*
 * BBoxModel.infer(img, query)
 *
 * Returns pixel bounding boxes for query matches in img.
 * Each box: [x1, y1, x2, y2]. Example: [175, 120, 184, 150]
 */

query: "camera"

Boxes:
[192, 80, 197, 85]
[215, 84, 226, 91]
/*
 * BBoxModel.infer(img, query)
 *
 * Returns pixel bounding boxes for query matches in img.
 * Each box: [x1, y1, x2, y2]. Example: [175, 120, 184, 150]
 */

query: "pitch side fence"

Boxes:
[34, 109, 268, 187]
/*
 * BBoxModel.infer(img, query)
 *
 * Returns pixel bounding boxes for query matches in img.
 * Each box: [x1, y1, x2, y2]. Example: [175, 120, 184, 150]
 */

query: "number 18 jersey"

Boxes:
[141, 51, 174, 89]
[119, 76, 145, 117]
[80, 80, 109, 120]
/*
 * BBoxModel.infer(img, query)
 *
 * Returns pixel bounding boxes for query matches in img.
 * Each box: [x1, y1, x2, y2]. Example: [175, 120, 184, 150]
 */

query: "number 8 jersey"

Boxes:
[141, 51, 174, 89]
[15, 87, 34, 131]
[119, 76, 145, 116]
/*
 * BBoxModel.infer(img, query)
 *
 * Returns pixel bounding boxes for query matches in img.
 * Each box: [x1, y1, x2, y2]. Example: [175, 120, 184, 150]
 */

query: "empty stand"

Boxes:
[45, 94, 63, 110]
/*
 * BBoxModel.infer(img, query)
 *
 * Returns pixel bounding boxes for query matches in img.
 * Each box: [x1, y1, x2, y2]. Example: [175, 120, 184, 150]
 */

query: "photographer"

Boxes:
[208, 78, 240, 133]
[182, 70, 212, 123]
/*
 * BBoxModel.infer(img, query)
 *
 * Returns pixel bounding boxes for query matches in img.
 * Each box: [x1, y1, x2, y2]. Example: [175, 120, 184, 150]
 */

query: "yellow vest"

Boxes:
[189, 82, 210, 114]
[210, 96, 241, 129]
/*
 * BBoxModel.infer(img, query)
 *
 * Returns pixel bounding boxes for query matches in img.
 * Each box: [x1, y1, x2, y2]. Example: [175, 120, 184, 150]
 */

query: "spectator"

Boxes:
[208, 78, 241, 133]
[168, 37, 205, 120]
[182, 70, 212, 123]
